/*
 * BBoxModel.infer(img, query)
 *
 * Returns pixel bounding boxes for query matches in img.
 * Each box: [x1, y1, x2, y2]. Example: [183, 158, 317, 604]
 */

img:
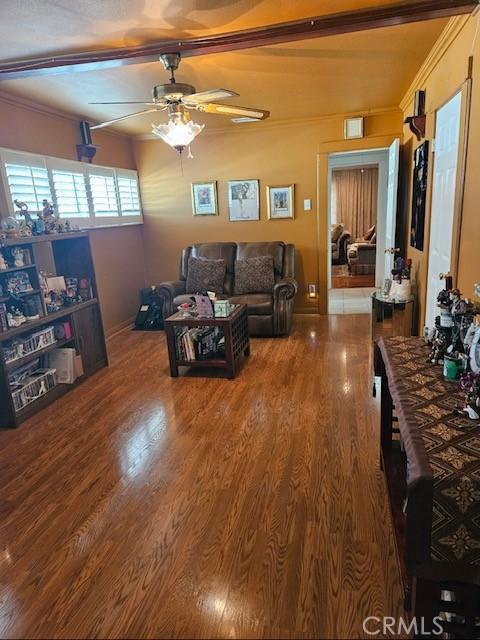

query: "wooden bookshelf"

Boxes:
[0, 232, 108, 428]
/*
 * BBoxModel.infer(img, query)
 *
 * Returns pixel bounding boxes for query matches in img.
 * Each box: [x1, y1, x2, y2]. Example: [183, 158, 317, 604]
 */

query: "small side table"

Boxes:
[371, 291, 414, 398]
[164, 303, 250, 379]
[371, 291, 414, 342]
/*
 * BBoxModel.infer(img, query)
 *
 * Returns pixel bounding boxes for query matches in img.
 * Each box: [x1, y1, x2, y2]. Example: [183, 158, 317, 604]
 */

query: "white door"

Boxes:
[425, 91, 462, 330]
[380, 138, 400, 286]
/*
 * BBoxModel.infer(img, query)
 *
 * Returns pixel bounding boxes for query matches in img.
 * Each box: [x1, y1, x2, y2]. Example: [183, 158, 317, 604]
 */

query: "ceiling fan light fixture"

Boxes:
[152, 108, 204, 154]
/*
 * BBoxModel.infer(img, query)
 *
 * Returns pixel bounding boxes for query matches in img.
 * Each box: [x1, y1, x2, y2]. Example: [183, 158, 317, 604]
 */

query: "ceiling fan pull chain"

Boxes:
[187, 145, 194, 159]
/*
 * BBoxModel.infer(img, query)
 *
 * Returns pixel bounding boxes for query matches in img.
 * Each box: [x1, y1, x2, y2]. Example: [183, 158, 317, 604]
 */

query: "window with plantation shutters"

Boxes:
[0, 147, 143, 227]
[117, 176, 141, 216]
[89, 173, 119, 217]
[52, 170, 90, 218]
[4, 163, 52, 214]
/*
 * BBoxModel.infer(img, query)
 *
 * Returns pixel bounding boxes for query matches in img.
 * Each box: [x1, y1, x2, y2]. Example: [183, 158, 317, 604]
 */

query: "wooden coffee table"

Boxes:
[164, 304, 250, 379]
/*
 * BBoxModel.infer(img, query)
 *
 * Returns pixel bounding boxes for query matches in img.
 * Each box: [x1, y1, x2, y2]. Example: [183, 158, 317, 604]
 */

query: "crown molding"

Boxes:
[134, 106, 402, 141]
[399, 14, 472, 112]
[0, 90, 131, 140]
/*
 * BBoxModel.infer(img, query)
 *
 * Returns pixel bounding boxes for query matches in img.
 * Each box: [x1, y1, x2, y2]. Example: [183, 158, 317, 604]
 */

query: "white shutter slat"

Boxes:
[117, 176, 140, 216]
[5, 163, 52, 213]
[52, 170, 89, 218]
[90, 174, 119, 217]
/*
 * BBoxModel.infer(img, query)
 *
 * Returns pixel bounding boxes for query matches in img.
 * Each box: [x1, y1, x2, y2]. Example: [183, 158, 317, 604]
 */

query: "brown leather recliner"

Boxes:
[348, 226, 377, 275]
[157, 242, 298, 336]
[331, 223, 352, 265]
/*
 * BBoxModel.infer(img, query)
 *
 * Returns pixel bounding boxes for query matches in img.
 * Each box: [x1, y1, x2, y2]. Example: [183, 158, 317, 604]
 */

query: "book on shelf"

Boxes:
[175, 326, 225, 361]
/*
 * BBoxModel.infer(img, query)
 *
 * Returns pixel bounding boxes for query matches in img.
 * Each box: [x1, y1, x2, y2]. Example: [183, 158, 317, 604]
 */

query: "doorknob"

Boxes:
[384, 247, 400, 255]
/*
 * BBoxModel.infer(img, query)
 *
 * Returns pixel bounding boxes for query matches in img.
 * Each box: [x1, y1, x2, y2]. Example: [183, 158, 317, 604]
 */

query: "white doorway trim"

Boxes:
[327, 148, 389, 293]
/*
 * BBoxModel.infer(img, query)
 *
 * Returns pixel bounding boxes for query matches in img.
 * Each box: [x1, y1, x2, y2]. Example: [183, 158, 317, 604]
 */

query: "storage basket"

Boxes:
[4, 326, 56, 364]
[10, 368, 57, 412]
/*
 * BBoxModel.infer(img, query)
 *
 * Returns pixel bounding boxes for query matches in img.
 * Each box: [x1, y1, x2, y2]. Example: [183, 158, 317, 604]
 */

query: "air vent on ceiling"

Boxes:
[344, 116, 364, 140]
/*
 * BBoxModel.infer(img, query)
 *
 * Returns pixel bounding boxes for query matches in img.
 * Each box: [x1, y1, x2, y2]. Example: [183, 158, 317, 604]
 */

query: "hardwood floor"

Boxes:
[0, 315, 404, 639]
[332, 265, 375, 289]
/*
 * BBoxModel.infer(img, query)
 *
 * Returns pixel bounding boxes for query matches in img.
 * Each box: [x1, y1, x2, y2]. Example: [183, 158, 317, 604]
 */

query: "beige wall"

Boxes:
[134, 109, 402, 314]
[402, 15, 480, 329]
[0, 94, 146, 336]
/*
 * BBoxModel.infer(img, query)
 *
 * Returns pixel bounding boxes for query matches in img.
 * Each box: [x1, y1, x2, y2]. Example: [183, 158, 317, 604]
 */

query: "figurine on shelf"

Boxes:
[5, 271, 33, 294]
[22, 297, 40, 320]
[389, 256, 412, 301]
[14, 200, 34, 236]
[0, 216, 20, 239]
[0, 252, 7, 271]
[6, 294, 26, 328]
[41, 199, 59, 234]
[428, 330, 449, 365]
[10, 247, 25, 268]
[458, 372, 480, 420]
[45, 291, 63, 313]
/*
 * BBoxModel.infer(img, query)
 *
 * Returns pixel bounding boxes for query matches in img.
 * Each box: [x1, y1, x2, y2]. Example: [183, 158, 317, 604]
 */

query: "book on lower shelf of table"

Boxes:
[175, 326, 225, 361]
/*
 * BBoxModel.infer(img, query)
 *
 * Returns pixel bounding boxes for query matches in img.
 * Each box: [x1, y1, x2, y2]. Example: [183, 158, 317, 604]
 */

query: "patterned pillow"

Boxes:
[364, 224, 376, 241]
[234, 256, 275, 295]
[186, 257, 226, 294]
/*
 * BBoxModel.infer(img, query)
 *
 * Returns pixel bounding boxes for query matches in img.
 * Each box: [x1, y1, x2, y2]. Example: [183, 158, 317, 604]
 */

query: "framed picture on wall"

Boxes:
[410, 141, 429, 251]
[228, 180, 259, 221]
[267, 185, 294, 219]
[191, 181, 218, 216]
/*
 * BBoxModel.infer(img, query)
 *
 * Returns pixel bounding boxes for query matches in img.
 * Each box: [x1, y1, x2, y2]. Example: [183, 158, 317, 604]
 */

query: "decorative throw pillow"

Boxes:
[186, 257, 226, 294]
[369, 233, 377, 244]
[363, 224, 376, 241]
[234, 256, 275, 295]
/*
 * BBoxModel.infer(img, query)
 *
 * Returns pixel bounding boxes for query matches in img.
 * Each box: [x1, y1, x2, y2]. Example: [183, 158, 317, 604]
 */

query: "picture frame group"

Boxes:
[191, 180, 295, 221]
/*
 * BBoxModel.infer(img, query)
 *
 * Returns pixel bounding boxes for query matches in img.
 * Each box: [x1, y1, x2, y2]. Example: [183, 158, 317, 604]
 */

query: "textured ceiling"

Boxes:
[0, 1, 448, 135]
[0, 0, 439, 60]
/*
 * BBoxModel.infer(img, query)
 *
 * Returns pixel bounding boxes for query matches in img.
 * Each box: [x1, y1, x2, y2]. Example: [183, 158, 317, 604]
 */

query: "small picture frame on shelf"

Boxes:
[228, 179, 259, 221]
[191, 182, 218, 216]
[267, 184, 294, 220]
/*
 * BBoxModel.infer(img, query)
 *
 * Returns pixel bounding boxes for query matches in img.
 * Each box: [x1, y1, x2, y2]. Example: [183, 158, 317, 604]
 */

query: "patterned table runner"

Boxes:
[377, 336, 480, 565]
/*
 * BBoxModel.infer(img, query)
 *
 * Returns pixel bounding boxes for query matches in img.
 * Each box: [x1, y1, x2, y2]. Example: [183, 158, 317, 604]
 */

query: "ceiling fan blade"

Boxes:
[195, 103, 269, 120]
[89, 101, 156, 105]
[90, 107, 160, 129]
[183, 89, 239, 104]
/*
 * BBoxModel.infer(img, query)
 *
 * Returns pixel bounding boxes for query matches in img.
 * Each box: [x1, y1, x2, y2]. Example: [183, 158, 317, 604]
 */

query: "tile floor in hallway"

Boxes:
[328, 287, 376, 314]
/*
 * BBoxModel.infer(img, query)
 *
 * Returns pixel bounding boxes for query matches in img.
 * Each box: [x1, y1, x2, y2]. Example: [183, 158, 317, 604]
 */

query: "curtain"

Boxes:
[332, 166, 378, 240]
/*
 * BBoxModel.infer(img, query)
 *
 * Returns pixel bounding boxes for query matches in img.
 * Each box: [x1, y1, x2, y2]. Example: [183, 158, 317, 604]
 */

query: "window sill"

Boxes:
[84, 221, 144, 230]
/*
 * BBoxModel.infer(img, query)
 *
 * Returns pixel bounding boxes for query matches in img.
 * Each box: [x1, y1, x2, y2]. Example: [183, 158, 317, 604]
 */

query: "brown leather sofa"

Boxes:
[157, 242, 298, 336]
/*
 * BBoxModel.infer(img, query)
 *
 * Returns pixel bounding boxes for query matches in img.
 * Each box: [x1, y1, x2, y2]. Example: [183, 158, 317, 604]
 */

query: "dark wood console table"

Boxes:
[375, 336, 480, 637]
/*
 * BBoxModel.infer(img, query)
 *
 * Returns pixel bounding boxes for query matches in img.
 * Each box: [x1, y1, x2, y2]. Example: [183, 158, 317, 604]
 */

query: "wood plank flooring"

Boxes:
[332, 265, 375, 289]
[0, 315, 404, 639]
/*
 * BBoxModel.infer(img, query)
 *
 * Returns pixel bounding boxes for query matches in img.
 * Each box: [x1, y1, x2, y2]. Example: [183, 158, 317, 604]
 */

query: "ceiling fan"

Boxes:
[89, 53, 270, 154]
